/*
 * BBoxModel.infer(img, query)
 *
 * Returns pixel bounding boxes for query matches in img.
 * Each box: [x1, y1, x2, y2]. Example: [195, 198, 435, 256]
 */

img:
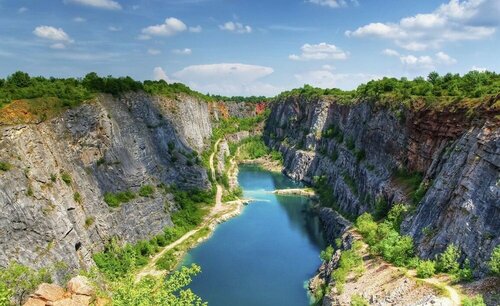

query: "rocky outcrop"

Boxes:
[24, 276, 97, 306]
[264, 95, 499, 275]
[0, 92, 213, 280]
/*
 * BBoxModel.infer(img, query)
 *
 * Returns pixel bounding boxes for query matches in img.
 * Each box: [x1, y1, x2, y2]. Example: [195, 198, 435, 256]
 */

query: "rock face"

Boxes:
[0, 92, 212, 279]
[264, 95, 499, 275]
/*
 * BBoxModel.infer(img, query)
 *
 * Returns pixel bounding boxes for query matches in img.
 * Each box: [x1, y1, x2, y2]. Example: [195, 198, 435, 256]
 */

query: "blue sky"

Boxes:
[0, 0, 498, 96]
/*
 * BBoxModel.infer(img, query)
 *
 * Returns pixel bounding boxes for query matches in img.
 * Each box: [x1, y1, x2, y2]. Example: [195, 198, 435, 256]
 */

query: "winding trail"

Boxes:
[135, 138, 234, 282]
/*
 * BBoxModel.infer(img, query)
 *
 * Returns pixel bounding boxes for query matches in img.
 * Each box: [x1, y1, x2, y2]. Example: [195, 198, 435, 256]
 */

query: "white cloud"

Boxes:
[294, 70, 381, 90]
[383, 49, 457, 69]
[34, 26, 73, 44]
[307, 0, 358, 8]
[148, 49, 161, 55]
[172, 63, 279, 96]
[141, 17, 187, 39]
[435, 51, 457, 65]
[64, 0, 122, 10]
[18, 7, 28, 13]
[108, 26, 121, 31]
[50, 43, 66, 49]
[219, 21, 252, 34]
[346, 0, 498, 50]
[172, 48, 192, 55]
[73, 17, 86, 22]
[322, 64, 335, 71]
[289, 43, 348, 61]
[189, 26, 202, 33]
[153, 67, 171, 82]
[382, 48, 400, 56]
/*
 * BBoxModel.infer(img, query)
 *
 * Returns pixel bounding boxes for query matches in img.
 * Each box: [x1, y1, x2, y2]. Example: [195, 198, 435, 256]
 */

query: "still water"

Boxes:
[181, 165, 327, 306]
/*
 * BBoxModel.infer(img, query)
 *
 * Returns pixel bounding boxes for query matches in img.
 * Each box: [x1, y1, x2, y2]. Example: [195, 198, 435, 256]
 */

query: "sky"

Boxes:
[0, 0, 499, 96]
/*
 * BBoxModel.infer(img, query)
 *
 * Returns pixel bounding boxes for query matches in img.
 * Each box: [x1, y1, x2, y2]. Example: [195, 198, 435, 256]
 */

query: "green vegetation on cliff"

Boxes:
[278, 71, 499, 112]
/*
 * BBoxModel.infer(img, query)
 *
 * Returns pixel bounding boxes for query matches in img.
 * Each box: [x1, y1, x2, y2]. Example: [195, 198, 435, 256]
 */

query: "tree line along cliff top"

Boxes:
[0, 70, 499, 124]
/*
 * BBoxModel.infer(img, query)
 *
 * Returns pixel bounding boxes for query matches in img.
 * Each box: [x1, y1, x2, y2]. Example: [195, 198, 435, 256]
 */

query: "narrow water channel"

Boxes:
[181, 164, 327, 306]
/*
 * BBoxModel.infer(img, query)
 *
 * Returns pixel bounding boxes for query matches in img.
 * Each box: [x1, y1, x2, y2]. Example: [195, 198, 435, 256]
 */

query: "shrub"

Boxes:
[104, 190, 136, 207]
[416, 260, 436, 278]
[462, 295, 486, 306]
[61, 172, 72, 185]
[50, 173, 57, 182]
[489, 245, 500, 276]
[85, 216, 95, 228]
[139, 185, 155, 197]
[386, 203, 409, 231]
[350, 294, 369, 306]
[320, 245, 334, 262]
[332, 247, 363, 292]
[346, 137, 355, 151]
[0, 161, 12, 172]
[355, 149, 365, 163]
[436, 244, 460, 274]
[74, 192, 82, 203]
[0, 262, 51, 305]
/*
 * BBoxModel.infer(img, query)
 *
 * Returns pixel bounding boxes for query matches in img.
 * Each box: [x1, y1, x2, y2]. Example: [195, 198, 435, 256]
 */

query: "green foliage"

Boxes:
[355, 208, 414, 267]
[269, 150, 283, 164]
[374, 197, 389, 220]
[489, 245, 500, 276]
[354, 149, 365, 163]
[110, 264, 206, 306]
[60, 172, 72, 185]
[346, 137, 355, 151]
[143, 79, 211, 102]
[138, 185, 155, 197]
[332, 242, 364, 293]
[320, 245, 335, 262]
[462, 295, 486, 306]
[239, 136, 269, 159]
[393, 168, 424, 204]
[435, 244, 460, 274]
[0, 262, 51, 305]
[350, 294, 369, 306]
[0, 161, 12, 172]
[85, 216, 95, 228]
[74, 192, 82, 203]
[342, 172, 358, 195]
[416, 260, 436, 278]
[386, 203, 409, 231]
[104, 190, 136, 207]
[50, 173, 57, 182]
[222, 187, 243, 202]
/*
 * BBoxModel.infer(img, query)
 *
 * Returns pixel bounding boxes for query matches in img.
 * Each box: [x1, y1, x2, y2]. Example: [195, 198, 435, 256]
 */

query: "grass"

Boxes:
[139, 185, 155, 197]
[332, 241, 364, 293]
[60, 172, 72, 185]
[104, 190, 136, 207]
[73, 192, 82, 204]
[85, 216, 95, 228]
[392, 168, 426, 204]
[0, 161, 11, 172]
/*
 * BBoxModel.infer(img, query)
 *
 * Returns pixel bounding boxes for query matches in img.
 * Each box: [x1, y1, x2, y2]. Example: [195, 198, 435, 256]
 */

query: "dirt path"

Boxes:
[135, 138, 232, 282]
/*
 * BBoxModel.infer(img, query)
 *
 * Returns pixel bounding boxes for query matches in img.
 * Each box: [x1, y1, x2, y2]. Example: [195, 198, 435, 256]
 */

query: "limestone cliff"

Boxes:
[0, 92, 213, 278]
[264, 95, 499, 275]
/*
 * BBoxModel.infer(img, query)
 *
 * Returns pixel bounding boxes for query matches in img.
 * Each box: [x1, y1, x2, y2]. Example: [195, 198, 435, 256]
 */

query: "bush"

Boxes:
[436, 244, 460, 274]
[462, 295, 486, 306]
[50, 173, 57, 182]
[0, 161, 12, 172]
[320, 245, 334, 262]
[386, 203, 409, 231]
[139, 185, 155, 197]
[74, 192, 82, 203]
[332, 246, 363, 292]
[104, 190, 136, 207]
[350, 294, 369, 306]
[416, 260, 436, 278]
[0, 262, 51, 305]
[489, 245, 500, 276]
[85, 216, 95, 228]
[61, 172, 72, 185]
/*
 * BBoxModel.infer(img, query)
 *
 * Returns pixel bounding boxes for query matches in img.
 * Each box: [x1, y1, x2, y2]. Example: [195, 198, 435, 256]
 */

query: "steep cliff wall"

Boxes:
[264, 95, 499, 274]
[0, 92, 213, 277]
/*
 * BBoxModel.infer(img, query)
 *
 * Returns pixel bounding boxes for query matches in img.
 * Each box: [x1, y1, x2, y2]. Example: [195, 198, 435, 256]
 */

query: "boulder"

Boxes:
[33, 283, 65, 302]
[67, 276, 94, 296]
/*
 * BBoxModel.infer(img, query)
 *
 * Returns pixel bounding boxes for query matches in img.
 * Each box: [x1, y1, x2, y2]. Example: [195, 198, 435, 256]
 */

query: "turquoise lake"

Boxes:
[181, 165, 327, 306]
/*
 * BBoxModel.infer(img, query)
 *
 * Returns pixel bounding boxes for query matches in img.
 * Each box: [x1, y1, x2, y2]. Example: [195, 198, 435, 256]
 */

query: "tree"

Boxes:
[489, 245, 500, 276]
[7, 71, 31, 87]
[111, 264, 206, 306]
